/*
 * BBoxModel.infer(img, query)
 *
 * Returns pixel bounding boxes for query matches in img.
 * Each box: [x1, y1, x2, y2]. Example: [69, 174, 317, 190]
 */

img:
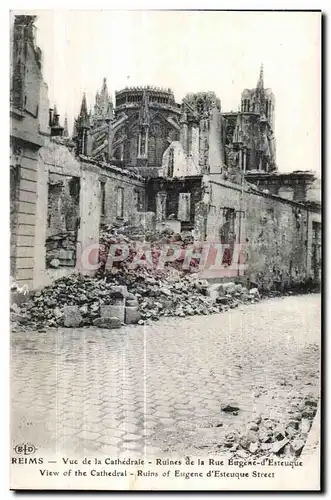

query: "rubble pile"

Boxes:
[11, 268, 261, 329]
[217, 394, 318, 459]
[11, 223, 262, 329]
[99, 223, 201, 272]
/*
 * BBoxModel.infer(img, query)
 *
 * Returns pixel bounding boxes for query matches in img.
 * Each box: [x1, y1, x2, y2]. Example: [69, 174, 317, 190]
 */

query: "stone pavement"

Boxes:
[11, 294, 321, 458]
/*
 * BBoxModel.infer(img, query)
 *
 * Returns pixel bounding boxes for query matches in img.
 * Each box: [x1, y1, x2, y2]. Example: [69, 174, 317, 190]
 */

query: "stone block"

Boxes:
[248, 423, 259, 432]
[59, 248, 74, 261]
[300, 418, 311, 435]
[100, 305, 112, 318]
[221, 402, 240, 413]
[260, 442, 272, 452]
[208, 290, 219, 303]
[291, 438, 305, 456]
[63, 305, 82, 328]
[125, 306, 141, 325]
[126, 299, 139, 307]
[287, 420, 300, 430]
[259, 429, 273, 443]
[272, 438, 289, 454]
[216, 296, 230, 305]
[273, 427, 285, 441]
[109, 285, 128, 299]
[206, 284, 222, 302]
[101, 304, 125, 323]
[93, 317, 121, 329]
[49, 258, 60, 268]
[220, 282, 236, 294]
[11, 313, 27, 324]
[249, 287, 260, 298]
[249, 442, 259, 454]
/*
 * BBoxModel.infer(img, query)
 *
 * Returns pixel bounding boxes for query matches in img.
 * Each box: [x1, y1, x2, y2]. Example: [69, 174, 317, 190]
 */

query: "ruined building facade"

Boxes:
[10, 15, 50, 287]
[10, 15, 321, 291]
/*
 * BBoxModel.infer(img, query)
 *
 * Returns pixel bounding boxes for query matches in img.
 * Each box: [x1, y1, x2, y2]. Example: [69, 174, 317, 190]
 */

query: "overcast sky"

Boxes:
[28, 10, 320, 175]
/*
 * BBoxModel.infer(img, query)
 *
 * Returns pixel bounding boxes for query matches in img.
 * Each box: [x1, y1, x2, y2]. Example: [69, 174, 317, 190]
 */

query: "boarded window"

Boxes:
[117, 187, 124, 218]
[220, 208, 236, 244]
[134, 189, 145, 212]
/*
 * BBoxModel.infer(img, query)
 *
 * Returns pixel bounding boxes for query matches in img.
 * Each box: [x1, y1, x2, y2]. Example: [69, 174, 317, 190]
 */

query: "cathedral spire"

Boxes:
[101, 77, 108, 96]
[257, 63, 264, 90]
[79, 92, 88, 118]
[94, 78, 113, 120]
[77, 93, 90, 129]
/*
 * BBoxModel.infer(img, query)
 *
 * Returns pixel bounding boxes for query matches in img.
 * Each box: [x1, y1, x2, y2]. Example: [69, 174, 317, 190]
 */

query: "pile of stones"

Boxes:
[11, 267, 261, 330]
[99, 224, 199, 273]
[217, 394, 318, 459]
[136, 278, 260, 323]
[62, 285, 140, 329]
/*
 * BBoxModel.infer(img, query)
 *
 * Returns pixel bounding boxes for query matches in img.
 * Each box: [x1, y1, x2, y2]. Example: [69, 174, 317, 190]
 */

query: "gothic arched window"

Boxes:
[197, 99, 204, 114]
[151, 121, 162, 137]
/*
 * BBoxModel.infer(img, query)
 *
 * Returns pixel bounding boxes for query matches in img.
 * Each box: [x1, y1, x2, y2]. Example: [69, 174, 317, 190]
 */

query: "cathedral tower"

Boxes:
[222, 64, 277, 174]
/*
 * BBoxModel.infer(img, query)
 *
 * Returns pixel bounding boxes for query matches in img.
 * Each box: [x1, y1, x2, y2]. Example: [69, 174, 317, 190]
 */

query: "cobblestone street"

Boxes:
[11, 294, 321, 458]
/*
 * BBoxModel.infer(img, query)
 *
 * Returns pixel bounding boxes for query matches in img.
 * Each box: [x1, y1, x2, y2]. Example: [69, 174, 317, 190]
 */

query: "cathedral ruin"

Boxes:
[10, 15, 321, 291]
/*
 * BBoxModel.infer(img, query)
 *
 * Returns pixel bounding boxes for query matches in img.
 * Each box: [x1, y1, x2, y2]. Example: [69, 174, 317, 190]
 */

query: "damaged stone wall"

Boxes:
[147, 177, 203, 231]
[182, 92, 223, 176]
[245, 172, 317, 203]
[35, 142, 99, 288]
[187, 125, 200, 173]
[10, 15, 50, 289]
[161, 141, 187, 177]
[208, 106, 224, 174]
[161, 128, 201, 178]
[46, 174, 80, 268]
[100, 168, 145, 226]
[206, 179, 320, 288]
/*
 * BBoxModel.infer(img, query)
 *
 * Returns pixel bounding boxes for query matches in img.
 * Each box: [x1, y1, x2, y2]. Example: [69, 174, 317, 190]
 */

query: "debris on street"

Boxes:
[12, 225, 264, 330]
[193, 393, 319, 459]
[12, 270, 261, 329]
[224, 393, 319, 459]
